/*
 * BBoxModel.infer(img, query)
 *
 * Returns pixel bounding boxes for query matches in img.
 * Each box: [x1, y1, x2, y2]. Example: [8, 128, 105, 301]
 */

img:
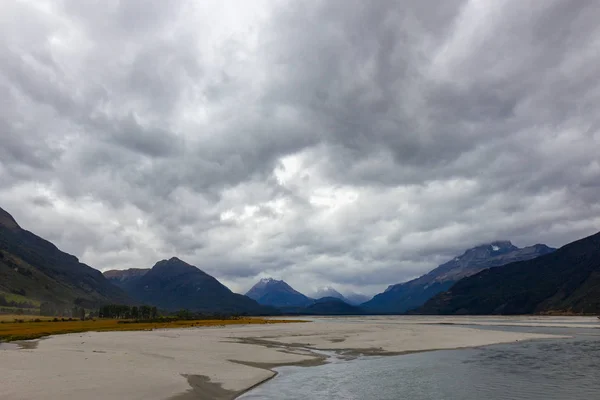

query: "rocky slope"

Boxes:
[103, 268, 149, 289]
[0, 206, 130, 309]
[112, 258, 272, 314]
[418, 232, 600, 315]
[363, 241, 555, 313]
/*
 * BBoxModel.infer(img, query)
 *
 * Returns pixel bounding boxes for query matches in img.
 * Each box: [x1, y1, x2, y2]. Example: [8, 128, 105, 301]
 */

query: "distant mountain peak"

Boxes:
[468, 240, 516, 253]
[160, 257, 189, 265]
[312, 286, 345, 301]
[488, 240, 513, 246]
[151, 257, 200, 275]
[259, 277, 280, 284]
[246, 278, 312, 308]
[248, 278, 292, 291]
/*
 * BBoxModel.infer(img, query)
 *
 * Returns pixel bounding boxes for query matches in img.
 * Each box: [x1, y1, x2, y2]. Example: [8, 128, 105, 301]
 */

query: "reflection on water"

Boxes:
[240, 326, 600, 400]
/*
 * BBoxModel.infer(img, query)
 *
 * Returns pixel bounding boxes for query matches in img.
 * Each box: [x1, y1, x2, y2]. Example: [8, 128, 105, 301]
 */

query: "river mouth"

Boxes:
[239, 323, 600, 400]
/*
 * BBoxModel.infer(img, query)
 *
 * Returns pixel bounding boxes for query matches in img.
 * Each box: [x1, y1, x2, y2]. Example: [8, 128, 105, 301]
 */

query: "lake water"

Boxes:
[240, 324, 600, 400]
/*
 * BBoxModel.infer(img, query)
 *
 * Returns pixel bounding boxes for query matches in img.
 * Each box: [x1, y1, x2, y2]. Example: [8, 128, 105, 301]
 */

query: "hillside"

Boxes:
[418, 231, 600, 315]
[104, 268, 149, 290]
[363, 241, 555, 313]
[0, 206, 130, 309]
[116, 258, 272, 314]
[246, 278, 313, 308]
[302, 297, 364, 315]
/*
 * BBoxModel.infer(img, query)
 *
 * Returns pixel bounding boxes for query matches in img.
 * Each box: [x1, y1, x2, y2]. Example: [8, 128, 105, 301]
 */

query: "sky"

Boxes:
[1, 0, 599, 296]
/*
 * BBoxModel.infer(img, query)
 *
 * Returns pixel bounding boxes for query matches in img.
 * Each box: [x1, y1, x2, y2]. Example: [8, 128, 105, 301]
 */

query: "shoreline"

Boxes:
[1, 316, 581, 400]
[0, 316, 303, 342]
[176, 333, 573, 400]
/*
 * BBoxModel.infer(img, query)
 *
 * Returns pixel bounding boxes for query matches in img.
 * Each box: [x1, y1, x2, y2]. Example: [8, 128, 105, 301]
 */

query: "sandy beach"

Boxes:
[0, 316, 576, 400]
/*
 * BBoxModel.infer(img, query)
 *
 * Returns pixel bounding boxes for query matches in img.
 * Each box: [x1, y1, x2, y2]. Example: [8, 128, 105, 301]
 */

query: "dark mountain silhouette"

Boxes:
[310, 286, 370, 306]
[303, 297, 364, 315]
[0, 206, 130, 308]
[418, 231, 600, 315]
[246, 278, 313, 308]
[112, 258, 271, 314]
[363, 241, 555, 313]
[104, 268, 149, 289]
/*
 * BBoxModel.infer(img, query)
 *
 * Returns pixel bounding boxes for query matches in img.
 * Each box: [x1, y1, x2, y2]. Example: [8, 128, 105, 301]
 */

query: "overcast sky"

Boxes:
[1, 0, 599, 296]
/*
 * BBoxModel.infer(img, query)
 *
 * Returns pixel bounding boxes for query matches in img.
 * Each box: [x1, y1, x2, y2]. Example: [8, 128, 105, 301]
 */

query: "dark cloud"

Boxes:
[1, 0, 599, 295]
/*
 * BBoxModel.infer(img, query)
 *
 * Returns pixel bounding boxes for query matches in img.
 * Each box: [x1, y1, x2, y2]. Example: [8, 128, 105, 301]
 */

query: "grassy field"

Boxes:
[0, 314, 54, 322]
[0, 316, 303, 342]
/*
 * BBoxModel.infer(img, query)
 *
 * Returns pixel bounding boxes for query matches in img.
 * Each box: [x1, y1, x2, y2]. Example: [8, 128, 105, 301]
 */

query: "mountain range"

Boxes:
[243, 278, 368, 314]
[362, 241, 556, 313]
[418, 231, 600, 315]
[105, 258, 272, 314]
[2, 204, 599, 316]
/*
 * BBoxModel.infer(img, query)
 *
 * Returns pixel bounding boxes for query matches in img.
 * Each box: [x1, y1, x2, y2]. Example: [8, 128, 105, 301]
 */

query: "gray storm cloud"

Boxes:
[1, 0, 599, 295]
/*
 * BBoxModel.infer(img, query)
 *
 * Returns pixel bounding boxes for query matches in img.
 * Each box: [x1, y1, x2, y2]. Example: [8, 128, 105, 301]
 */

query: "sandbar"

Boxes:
[0, 316, 569, 400]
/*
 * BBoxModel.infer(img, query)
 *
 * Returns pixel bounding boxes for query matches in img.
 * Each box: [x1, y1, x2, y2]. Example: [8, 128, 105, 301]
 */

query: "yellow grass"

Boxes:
[0, 317, 305, 342]
[0, 314, 54, 322]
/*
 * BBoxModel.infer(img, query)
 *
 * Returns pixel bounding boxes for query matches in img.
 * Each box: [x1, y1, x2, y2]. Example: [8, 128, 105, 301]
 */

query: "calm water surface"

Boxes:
[240, 325, 600, 400]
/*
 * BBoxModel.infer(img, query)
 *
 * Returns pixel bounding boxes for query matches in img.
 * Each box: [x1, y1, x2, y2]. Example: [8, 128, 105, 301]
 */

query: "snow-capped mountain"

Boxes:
[363, 241, 555, 313]
[245, 278, 313, 308]
[312, 286, 345, 301]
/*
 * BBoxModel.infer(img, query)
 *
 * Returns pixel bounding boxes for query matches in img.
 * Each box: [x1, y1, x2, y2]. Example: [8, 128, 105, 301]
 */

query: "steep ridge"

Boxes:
[418, 231, 600, 315]
[0, 206, 130, 308]
[118, 258, 271, 314]
[363, 241, 555, 313]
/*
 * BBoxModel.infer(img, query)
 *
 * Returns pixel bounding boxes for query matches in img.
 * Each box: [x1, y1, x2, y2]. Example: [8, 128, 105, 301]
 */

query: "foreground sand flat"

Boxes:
[0, 317, 571, 400]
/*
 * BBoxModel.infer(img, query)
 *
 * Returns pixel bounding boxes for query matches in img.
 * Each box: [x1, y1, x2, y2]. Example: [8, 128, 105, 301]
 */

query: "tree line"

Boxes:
[98, 304, 158, 320]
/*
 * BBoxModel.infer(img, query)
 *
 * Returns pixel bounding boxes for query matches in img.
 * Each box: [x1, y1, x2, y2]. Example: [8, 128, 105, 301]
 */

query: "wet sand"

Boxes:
[0, 316, 576, 400]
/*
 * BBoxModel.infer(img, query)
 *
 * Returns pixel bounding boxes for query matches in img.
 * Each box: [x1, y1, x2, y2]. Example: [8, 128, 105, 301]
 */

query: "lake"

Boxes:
[240, 323, 600, 400]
